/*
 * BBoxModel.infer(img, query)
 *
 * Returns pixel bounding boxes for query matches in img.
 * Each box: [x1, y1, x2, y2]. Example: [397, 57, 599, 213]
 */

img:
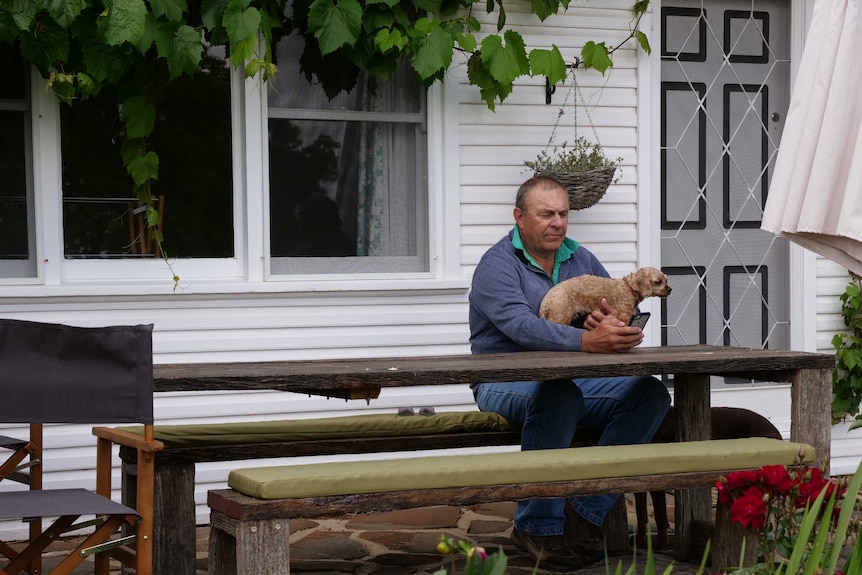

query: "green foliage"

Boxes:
[433, 533, 508, 575]
[832, 275, 862, 425]
[524, 136, 622, 175]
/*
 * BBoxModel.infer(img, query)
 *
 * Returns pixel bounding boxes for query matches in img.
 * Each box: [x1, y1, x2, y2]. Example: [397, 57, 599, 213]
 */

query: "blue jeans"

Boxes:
[472, 376, 671, 536]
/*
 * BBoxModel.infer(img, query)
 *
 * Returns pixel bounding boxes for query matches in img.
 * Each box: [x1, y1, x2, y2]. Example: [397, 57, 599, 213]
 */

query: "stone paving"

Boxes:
[28, 494, 707, 575]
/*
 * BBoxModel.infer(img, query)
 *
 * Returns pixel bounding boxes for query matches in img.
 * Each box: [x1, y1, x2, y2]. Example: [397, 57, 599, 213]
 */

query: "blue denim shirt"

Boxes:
[468, 228, 610, 354]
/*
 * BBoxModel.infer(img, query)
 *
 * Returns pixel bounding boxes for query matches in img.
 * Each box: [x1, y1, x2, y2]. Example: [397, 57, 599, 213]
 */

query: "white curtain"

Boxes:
[356, 78, 387, 256]
[761, 0, 862, 275]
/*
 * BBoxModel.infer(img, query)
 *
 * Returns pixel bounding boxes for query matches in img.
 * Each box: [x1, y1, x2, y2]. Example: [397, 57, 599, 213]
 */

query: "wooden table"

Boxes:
[154, 345, 833, 457]
[153, 344, 834, 558]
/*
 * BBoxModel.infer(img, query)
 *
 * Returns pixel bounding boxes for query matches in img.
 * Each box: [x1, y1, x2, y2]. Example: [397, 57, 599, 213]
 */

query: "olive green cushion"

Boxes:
[228, 437, 815, 500]
[119, 411, 516, 448]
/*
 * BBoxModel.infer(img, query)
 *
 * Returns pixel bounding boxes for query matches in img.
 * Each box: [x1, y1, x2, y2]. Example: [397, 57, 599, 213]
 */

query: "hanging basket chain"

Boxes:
[536, 67, 617, 210]
[544, 69, 603, 153]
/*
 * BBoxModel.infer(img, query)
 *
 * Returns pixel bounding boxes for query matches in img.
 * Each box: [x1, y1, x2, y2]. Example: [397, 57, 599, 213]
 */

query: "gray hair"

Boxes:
[515, 175, 566, 211]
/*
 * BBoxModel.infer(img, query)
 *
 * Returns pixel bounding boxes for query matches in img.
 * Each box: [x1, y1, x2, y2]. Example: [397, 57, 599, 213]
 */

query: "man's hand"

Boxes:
[581, 298, 644, 353]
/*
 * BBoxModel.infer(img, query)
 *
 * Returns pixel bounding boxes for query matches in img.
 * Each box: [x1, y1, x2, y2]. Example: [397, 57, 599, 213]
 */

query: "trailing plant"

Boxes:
[832, 274, 862, 425]
[524, 136, 622, 180]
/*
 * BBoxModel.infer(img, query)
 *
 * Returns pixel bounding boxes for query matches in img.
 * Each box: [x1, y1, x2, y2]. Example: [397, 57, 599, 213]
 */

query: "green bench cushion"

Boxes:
[228, 437, 815, 500]
[120, 411, 516, 448]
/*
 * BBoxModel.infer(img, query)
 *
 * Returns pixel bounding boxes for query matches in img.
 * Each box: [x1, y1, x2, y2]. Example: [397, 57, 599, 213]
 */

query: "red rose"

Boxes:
[729, 487, 767, 530]
[758, 465, 792, 494]
[726, 469, 760, 490]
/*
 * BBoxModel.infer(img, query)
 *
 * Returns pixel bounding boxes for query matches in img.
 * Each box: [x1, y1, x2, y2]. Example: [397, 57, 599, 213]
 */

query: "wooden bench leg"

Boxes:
[123, 460, 197, 575]
[712, 499, 756, 571]
[209, 511, 290, 575]
[602, 496, 630, 553]
[674, 373, 712, 560]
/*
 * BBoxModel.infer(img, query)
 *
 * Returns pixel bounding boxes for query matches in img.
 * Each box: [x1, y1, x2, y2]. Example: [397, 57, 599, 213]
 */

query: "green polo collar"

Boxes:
[512, 226, 579, 284]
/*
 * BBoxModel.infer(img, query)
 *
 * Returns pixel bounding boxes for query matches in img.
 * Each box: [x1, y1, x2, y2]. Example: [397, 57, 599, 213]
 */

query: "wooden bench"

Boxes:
[206, 437, 815, 575]
[120, 411, 646, 574]
[118, 411, 524, 575]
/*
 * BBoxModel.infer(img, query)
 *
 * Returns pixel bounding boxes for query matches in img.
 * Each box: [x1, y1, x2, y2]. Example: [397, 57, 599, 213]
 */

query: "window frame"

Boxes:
[9, 60, 460, 291]
[0, 63, 36, 281]
[264, 76, 430, 277]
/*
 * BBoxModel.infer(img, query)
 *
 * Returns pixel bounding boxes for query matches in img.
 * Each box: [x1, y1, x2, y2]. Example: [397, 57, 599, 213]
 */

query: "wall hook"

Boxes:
[545, 58, 581, 105]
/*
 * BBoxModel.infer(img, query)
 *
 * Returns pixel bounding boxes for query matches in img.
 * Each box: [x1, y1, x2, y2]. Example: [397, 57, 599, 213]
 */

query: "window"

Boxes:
[267, 34, 428, 275]
[0, 44, 35, 278]
[60, 48, 234, 259]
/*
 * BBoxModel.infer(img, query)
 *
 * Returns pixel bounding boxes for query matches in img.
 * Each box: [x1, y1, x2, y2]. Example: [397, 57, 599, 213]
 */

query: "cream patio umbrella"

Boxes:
[761, 0, 862, 276]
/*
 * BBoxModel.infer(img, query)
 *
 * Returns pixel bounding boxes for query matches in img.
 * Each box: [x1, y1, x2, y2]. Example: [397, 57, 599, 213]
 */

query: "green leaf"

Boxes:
[528, 45, 565, 85]
[154, 23, 203, 79]
[49, 73, 75, 104]
[230, 33, 258, 66]
[223, 0, 261, 43]
[1, 0, 36, 32]
[845, 348, 862, 370]
[201, 0, 231, 31]
[466, 50, 509, 110]
[635, 30, 651, 55]
[581, 40, 612, 74]
[19, 19, 70, 75]
[145, 205, 161, 228]
[149, 0, 188, 23]
[308, 0, 363, 55]
[42, 0, 87, 28]
[80, 40, 135, 84]
[136, 10, 158, 53]
[530, 0, 558, 22]
[81, 42, 136, 85]
[411, 16, 433, 34]
[633, 0, 650, 15]
[126, 150, 160, 186]
[75, 72, 97, 98]
[103, 0, 147, 46]
[455, 31, 476, 52]
[362, 6, 400, 33]
[375, 28, 408, 53]
[244, 58, 277, 79]
[413, 0, 441, 12]
[480, 30, 528, 84]
[412, 25, 453, 80]
[121, 96, 155, 139]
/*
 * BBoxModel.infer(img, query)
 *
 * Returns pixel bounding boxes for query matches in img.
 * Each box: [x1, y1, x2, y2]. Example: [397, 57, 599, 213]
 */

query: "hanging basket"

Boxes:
[535, 165, 617, 210]
[529, 68, 620, 210]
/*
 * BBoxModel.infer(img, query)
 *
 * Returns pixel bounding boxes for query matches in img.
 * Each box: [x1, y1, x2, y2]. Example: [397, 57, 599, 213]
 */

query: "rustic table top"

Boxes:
[152, 345, 834, 395]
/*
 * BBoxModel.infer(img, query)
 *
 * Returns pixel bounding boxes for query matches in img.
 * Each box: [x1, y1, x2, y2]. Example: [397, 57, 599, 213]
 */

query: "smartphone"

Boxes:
[628, 312, 650, 329]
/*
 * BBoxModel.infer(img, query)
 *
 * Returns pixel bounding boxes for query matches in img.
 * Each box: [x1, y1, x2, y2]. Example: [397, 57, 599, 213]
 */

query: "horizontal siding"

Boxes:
[816, 257, 853, 352]
[457, 0, 641, 278]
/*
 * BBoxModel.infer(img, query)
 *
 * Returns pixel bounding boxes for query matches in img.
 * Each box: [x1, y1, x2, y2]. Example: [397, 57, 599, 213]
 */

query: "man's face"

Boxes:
[514, 183, 569, 259]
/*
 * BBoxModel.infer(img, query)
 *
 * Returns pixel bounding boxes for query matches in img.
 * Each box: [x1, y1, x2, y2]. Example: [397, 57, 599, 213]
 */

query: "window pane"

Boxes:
[0, 43, 34, 277]
[0, 45, 25, 99]
[61, 49, 234, 259]
[268, 34, 428, 274]
[0, 112, 28, 259]
[268, 35, 421, 113]
[269, 119, 421, 257]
